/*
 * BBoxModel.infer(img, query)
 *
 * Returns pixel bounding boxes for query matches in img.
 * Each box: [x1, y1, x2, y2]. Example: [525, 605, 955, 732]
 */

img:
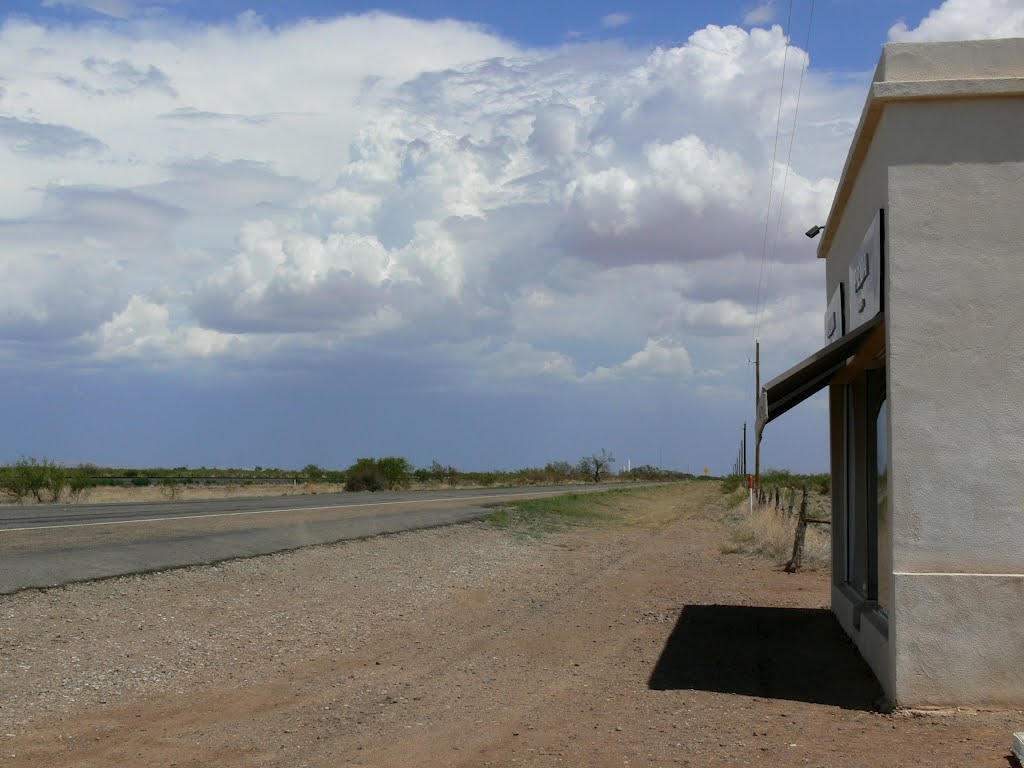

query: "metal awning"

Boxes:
[756, 314, 883, 436]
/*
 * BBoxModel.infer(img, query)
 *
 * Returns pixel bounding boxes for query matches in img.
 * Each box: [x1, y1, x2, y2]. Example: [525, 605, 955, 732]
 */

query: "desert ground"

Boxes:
[0, 482, 1018, 767]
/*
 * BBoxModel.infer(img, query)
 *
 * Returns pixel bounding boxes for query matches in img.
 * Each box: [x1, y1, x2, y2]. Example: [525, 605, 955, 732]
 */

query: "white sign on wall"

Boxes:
[848, 210, 884, 330]
[824, 285, 844, 345]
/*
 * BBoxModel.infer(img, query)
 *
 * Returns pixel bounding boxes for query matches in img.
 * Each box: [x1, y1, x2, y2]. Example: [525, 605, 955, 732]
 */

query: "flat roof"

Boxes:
[817, 38, 1024, 260]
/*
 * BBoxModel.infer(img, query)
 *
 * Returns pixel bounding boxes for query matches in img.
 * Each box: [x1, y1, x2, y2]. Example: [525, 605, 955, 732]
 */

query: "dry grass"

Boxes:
[723, 492, 831, 568]
[486, 481, 720, 537]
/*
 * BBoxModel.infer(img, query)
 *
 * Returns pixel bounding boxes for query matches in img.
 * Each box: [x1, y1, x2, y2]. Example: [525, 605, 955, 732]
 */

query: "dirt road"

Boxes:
[0, 483, 1017, 767]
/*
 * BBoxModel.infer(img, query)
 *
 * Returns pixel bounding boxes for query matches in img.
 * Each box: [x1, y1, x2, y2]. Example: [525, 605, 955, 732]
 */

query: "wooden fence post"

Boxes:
[785, 484, 809, 573]
[787, 486, 796, 517]
[774, 486, 780, 513]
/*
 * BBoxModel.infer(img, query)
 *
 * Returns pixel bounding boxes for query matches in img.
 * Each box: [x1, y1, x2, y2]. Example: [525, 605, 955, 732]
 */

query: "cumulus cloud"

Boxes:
[889, 0, 1024, 41]
[447, 337, 694, 388]
[583, 339, 695, 383]
[0, 11, 865, 389]
[88, 295, 240, 360]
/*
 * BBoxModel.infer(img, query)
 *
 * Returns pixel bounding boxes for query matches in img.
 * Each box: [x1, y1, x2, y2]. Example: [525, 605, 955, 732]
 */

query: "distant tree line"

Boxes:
[0, 451, 693, 502]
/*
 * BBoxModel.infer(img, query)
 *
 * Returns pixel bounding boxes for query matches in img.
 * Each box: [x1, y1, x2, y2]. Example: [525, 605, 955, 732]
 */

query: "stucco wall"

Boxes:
[823, 114, 889, 301]
[883, 96, 1024, 705]
[886, 97, 1024, 574]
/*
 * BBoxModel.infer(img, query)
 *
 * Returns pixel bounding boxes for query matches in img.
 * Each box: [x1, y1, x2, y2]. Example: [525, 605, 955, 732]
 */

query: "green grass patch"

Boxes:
[485, 489, 625, 535]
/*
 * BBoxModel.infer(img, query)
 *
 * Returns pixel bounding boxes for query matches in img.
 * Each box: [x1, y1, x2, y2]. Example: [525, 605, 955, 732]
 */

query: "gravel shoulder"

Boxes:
[0, 482, 1018, 767]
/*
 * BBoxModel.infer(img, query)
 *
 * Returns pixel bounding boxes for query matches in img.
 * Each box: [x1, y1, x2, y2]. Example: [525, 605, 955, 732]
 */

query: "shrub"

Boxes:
[160, 477, 181, 500]
[473, 472, 498, 486]
[719, 474, 746, 495]
[344, 457, 412, 491]
[345, 458, 384, 492]
[131, 475, 151, 487]
[43, 462, 69, 502]
[0, 458, 75, 503]
[377, 457, 412, 490]
[0, 460, 38, 501]
[425, 460, 458, 486]
[303, 464, 326, 482]
[544, 461, 576, 481]
[68, 464, 97, 500]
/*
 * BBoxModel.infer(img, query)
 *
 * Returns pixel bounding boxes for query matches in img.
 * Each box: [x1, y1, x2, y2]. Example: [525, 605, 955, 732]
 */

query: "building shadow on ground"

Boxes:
[648, 605, 883, 711]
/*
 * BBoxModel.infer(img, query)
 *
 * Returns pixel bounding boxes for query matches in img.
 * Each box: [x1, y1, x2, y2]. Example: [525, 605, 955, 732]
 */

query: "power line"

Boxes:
[751, 0, 795, 346]
[760, 0, 817, 338]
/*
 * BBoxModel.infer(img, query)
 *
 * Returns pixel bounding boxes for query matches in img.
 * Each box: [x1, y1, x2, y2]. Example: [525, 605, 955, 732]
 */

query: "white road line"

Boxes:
[0, 490, 571, 533]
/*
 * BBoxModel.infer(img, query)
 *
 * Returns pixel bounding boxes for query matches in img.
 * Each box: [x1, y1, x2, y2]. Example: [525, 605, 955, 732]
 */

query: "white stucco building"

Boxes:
[756, 38, 1024, 706]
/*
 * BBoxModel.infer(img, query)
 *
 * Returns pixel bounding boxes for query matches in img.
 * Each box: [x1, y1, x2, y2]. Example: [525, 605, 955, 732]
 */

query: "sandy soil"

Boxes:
[0, 483, 1018, 767]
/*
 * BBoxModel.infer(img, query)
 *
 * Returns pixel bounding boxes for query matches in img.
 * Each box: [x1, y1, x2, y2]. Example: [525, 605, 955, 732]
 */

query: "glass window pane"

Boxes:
[876, 396, 891, 615]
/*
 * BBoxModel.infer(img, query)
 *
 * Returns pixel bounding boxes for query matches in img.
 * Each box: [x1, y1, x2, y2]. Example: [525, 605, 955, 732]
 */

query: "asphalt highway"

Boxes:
[0, 485, 613, 594]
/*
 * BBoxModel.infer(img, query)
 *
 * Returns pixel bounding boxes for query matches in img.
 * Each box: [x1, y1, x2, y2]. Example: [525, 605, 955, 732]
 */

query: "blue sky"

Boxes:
[3, 1, 946, 67]
[0, 0, 1019, 473]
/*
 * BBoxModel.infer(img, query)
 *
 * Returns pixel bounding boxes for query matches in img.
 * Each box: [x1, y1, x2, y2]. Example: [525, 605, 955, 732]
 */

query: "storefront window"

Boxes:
[875, 389, 891, 615]
[845, 379, 872, 597]
[845, 367, 888, 614]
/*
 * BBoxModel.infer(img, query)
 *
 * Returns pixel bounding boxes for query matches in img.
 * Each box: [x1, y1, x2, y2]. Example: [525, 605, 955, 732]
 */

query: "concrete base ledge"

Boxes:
[832, 583, 892, 699]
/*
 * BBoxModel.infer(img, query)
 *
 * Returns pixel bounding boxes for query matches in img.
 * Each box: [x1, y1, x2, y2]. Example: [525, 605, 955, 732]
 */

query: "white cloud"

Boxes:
[619, 338, 695, 379]
[0, 12, 866, 388]
[449, 337, 694, 388]
[602, 13, 632, 29]
[88, 295, 240, 360]
[889, 0, 1024, 41]
[581, 339, 693, 383]
[744, 3, 775, 26]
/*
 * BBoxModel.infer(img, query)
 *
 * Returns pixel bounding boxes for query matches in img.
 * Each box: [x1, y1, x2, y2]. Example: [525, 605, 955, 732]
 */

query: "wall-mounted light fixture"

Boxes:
[805, 225, 824, 239]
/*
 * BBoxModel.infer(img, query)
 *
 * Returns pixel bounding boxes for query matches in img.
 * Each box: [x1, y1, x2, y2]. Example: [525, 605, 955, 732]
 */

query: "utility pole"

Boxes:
[754, 340, 761, 492]
[742, 422, 747, 476]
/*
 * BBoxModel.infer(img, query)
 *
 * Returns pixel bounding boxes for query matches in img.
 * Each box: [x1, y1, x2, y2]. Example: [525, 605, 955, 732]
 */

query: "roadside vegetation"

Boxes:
[718, 469, 830, 500]
[719, 470, 832, 568]
[0, 452, 692, 504]
[0, 458, 95, 503]
[484, 481, 728, 538]
[485, 491, 619, 535]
